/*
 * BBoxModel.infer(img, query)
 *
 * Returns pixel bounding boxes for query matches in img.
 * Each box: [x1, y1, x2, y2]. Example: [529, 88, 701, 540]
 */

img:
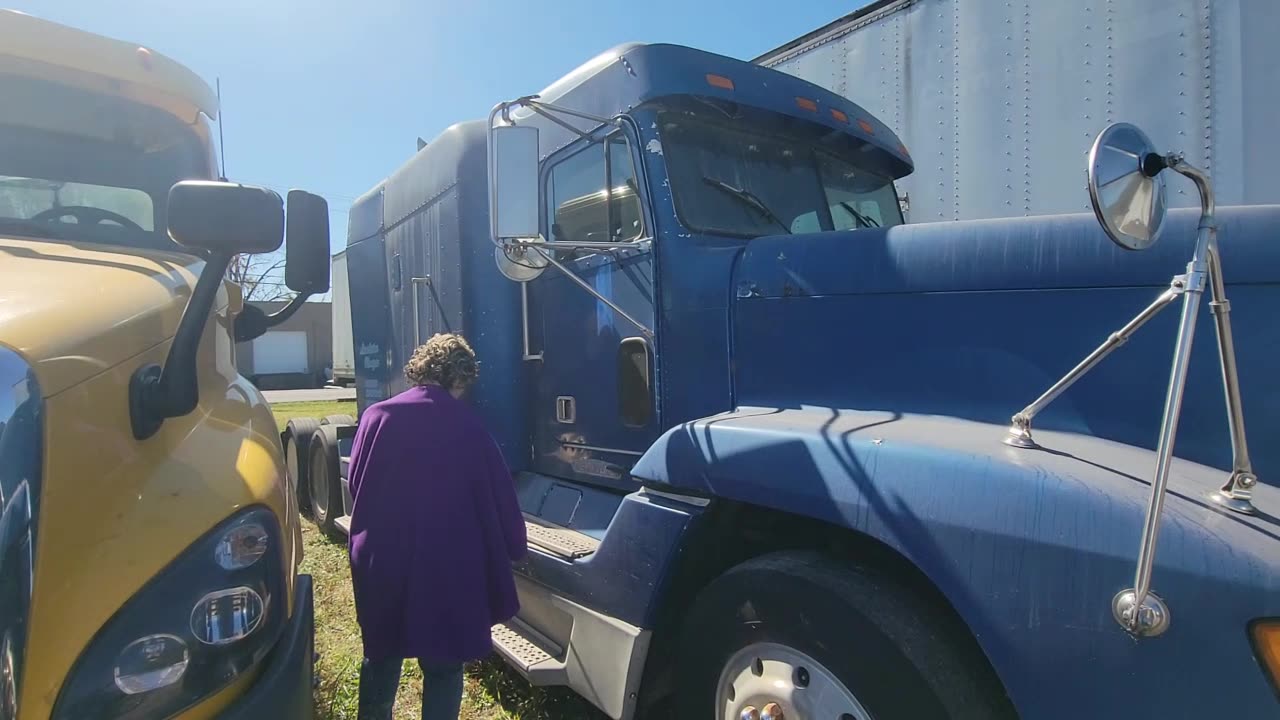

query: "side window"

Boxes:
[606, 135, 642, 241]
[546, 132, 643, 244]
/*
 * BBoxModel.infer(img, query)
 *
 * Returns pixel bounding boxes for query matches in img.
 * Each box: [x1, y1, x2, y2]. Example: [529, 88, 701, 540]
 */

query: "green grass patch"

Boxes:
[272, 400, 358, 433]
[277, 403, 602, 719]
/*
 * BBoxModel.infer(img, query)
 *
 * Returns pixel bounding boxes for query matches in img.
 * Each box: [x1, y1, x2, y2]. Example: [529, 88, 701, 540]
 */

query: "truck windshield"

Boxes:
[0, 74, 210, 252]
[660, 112, 903, 238]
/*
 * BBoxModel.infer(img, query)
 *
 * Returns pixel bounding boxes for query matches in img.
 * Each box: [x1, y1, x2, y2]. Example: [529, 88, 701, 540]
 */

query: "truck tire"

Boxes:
[284, 418, 321, 518]
[308, 426, 345, 540]
[321, 414, 356, 427]
[675, 552, 1013, 720]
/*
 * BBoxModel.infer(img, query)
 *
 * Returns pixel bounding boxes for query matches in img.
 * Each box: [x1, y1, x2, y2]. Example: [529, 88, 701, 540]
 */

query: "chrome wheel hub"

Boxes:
[717, 643, 871, 720]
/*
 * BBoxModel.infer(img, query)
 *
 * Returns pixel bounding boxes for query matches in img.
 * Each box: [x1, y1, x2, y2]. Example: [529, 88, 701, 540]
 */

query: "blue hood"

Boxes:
[729, 205, 1280, 483]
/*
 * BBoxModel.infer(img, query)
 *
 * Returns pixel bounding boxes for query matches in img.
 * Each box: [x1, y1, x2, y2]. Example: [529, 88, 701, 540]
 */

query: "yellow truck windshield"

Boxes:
[0, 72, 210, 252]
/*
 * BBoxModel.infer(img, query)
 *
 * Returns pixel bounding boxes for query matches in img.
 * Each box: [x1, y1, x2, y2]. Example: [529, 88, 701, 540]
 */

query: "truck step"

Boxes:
[334, 515, 352, 535]
[524, 516, 600, 559]
[491, 620, 567, 686]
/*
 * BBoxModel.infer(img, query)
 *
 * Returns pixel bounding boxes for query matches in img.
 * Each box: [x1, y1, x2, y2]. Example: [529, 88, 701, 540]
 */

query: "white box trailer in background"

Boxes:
[757, 0, 1280, 223]
[330, 250, 355, 386]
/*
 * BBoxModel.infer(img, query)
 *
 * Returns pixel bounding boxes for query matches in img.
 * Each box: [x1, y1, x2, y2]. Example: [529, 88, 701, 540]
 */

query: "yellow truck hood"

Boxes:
[0, 237, 208, 396]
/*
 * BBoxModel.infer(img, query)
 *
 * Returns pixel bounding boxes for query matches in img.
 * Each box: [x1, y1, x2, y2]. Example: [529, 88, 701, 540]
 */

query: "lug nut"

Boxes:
[740, 707, 760, 720]
[762, 702, 785, 720]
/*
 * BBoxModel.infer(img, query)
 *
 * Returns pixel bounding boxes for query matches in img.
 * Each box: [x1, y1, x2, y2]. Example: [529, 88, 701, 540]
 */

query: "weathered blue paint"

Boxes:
[730, 206, 1280, 479]
[631, 410, 1280, 717]
[346, 122, 527, 465]
[340, 39, 1280, 717]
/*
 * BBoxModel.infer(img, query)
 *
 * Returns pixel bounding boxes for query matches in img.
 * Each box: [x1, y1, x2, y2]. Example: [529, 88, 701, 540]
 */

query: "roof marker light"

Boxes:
[830, 109, 849, 123]
[857, 118, 876, 134]
[795, 97, 818, 112]
[706, 74, 735, 90]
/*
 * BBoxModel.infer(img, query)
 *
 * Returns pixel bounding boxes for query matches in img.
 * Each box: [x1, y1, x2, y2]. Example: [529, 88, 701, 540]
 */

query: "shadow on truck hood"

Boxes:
[0, 237, 207, 396]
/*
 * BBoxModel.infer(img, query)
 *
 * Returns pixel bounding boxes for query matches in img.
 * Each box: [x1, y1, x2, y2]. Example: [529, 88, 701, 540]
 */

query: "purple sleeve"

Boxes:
[346, 408, 382, 500]
[486, 438, 527, 561]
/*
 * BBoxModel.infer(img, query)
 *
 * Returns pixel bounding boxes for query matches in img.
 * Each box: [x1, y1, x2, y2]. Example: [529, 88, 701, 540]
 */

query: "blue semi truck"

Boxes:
[285, 44, 1280, 719]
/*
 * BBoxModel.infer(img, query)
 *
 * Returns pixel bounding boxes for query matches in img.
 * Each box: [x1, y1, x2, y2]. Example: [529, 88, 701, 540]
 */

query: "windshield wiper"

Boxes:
[702, 177, 791, 234]
[837, 201, 880, 229]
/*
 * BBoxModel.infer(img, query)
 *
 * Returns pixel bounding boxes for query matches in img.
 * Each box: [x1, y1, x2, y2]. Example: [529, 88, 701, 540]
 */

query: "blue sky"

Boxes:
[16, 0, 863, 253]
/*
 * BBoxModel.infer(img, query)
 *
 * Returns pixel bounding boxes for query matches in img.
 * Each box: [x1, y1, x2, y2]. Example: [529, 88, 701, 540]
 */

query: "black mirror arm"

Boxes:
[129, 252, 234, 440]
[232, 291, 312, 343]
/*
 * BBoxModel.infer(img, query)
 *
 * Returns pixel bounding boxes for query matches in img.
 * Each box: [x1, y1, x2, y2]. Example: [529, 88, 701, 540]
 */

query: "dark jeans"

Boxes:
[357, 657, 464, 720]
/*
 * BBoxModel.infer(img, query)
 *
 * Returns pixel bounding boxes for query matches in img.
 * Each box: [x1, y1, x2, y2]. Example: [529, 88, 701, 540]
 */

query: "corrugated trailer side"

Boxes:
[758, 0, 1280, 222]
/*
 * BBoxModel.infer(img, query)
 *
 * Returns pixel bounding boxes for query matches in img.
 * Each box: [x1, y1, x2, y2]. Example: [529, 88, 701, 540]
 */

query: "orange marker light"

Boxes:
[857, 118, 876, 134]
[830, 109, 849, 123]
[706, 74, 735, 90]
[1253, 622, 1280, 692]
[898, 142, 910, 156]
[795, 97, 818, 112]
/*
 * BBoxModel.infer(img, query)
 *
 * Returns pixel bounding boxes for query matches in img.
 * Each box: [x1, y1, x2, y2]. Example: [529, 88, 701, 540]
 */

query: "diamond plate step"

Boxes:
[524, 516, 600, 559]
[334, 515, 351, 535]
[491, 620, 567, 686]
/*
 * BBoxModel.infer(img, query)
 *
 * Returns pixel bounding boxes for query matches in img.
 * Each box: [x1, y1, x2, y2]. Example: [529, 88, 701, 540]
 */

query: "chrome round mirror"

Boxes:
[1087, 123, 1167, 251]
[494, 242, 549, 282]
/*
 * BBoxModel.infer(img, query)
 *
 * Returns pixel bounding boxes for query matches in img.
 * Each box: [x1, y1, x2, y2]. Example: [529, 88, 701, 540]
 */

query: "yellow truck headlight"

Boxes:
[53, 508, 285, 720]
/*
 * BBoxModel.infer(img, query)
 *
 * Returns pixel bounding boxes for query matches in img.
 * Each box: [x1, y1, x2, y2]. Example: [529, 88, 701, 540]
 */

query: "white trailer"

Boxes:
[757, 0, 1280, 222]
[330, 250, 354, 386]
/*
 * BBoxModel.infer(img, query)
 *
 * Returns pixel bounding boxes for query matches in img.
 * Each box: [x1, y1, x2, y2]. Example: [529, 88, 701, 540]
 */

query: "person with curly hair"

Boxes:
[346, 333, 526, 720]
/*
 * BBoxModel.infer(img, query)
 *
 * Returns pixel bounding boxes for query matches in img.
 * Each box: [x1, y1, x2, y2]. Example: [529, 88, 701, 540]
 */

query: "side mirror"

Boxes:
[1087, 123, 1168, 251]
[168, 181, 283, 254]
[134, 181, 284, 439]
[232, 190, 333, 344]
[491, 124, 541, 241]
[285, 190, 331, 295]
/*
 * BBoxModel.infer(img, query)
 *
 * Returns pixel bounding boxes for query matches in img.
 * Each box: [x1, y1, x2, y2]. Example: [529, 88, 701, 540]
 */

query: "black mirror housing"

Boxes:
[285, 190, 331, 294]
[167, 181, 283, 254]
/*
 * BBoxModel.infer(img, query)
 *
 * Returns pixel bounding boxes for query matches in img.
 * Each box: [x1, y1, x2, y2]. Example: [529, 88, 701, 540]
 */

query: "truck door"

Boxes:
[527, 128, 657, 486]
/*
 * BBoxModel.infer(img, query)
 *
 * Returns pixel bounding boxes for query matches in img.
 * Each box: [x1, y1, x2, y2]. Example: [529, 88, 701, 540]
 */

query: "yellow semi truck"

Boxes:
[0, 11, 323, 719]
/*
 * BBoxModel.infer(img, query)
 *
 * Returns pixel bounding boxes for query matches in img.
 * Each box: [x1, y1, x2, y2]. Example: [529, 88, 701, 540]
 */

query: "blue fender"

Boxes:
[631, 407, 1280, 718]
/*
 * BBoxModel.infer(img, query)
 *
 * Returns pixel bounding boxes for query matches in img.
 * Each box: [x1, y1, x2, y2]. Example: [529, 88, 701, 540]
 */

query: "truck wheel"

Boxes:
[308, 426, 345, 540]
[321, 414, 356, 427]
[284, 418, 321, 518]
[676, 552, 1012, 720]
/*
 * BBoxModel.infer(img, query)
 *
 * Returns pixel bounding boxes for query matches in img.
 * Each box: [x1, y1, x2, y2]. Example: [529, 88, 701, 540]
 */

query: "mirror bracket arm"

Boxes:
[232, 292, 312, 343]
[1166, 157, 1259, 513]
[530, 246, 654, 340]
[1001, 277, 1184, 450]
[129, 252, 234, 440]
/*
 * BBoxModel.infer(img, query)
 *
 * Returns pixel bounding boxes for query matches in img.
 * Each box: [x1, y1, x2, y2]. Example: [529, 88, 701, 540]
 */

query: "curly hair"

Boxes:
[403, 333, 479, 390]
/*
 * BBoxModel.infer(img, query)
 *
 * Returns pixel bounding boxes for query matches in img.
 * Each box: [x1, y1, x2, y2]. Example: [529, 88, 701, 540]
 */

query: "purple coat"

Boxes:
[346, 384, 527, 662]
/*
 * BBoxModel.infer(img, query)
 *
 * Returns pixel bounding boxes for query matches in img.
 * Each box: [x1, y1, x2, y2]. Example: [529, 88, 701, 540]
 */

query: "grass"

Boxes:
[273, 400, 604, 720]
[272, 400, 359, 433]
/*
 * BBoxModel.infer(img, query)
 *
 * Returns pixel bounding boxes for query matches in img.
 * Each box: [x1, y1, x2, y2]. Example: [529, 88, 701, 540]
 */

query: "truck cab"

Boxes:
[0, 11, 327, 719]
[312, 42, 1280, 719]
